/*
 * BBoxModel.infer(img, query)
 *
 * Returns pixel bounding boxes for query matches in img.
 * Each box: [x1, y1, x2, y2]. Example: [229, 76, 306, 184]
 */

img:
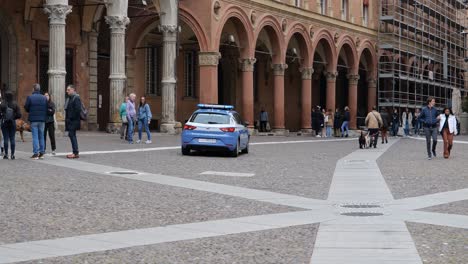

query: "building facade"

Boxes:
[379, 0, 467, 115]
[0, 0, 379, 133]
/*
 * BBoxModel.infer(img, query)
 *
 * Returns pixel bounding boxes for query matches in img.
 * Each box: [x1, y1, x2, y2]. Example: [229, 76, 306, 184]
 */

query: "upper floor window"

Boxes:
[320, 0, 327, 15]
[295, 0, 301, 8]
[363, 1, 369, 26]
[341, 0, 348, 20]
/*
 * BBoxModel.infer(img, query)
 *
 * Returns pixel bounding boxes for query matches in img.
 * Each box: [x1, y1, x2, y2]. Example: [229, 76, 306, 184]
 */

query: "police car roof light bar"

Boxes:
[197, 104, 234, 110]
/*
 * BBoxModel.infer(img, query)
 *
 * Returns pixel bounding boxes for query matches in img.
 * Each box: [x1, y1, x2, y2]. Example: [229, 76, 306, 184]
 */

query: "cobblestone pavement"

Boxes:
[0, 133, 467, 263]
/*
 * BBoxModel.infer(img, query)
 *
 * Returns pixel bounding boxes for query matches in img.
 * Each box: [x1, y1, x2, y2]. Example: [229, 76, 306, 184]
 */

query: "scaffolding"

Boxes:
[378, 0, 468, 111]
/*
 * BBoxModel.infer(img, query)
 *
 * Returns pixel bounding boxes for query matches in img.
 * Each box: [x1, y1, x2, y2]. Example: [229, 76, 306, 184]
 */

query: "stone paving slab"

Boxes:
[418, 200, 468, 216]
[77, 139, 356, 200]
[407, 222, 468, 264]
[0, 160, 297, 245]
[15, 224, 318, 264]
[378, 138, 468, 199]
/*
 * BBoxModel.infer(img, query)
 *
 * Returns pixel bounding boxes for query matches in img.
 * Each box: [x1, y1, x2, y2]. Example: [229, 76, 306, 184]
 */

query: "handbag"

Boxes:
[122, 115, 128, 124]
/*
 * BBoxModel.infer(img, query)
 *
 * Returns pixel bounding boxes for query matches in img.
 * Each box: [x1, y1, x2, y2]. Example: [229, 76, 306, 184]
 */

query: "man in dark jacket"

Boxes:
[419, 97, 440, 160]
[311, 106, 324, 137]
[24, 83, 47, 159]
[65, 85, 81, 159]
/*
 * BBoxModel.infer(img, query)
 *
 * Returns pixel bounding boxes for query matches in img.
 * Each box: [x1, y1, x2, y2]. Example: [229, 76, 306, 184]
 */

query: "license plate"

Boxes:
[199, 138, 216, 143]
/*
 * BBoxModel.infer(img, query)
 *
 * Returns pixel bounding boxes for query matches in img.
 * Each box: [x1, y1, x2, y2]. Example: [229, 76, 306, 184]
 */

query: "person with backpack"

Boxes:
[24, 83, 48, 160]
[365, 106, 383, 148]
[44, 92, 57, 155]
[1, 92, 21, 159]
[137, 96, 152, 144]
[64, 85, 82, 159]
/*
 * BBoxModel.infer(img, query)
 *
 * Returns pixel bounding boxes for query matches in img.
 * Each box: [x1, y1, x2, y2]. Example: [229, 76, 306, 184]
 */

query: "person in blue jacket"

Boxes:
[24, 84, 47, 160]
[419, 97, 440, 160]
[137, 96, 152, 144]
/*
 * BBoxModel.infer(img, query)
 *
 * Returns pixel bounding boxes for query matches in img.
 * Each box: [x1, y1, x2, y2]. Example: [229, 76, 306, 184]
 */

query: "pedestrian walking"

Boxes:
[43, 92, 56, 155]
[365, 106, 383, 148]
[380, 108, 390, 144]
[391, 108, 399, 137]
[120, 96, 128, 140]
[0, 92, 21, 160]
[24, 83, 47, 160]
[312, 106, 324, 137]
[259, 108, 269, 132]
[325, 109, 333, 138]
[64, 85, 81, 159]
[340, 106, 350, 137]
[126, 93, 137, 144]
[413, 108, 421, 136]
[334, 108, 342, 137]
[439, 107, 458, 159]
[137, 96, 152, 144]
[402, 108, 412, 137]
[419, 97, 440, 160]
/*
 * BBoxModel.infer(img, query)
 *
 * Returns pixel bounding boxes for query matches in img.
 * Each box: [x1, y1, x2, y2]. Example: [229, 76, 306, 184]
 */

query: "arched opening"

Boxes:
[0, 10, 17, 97]
[253, 25, 282, 129]
[358, 48, 373, 124]
[284, 32, 308, 132]
[336, 43, 356, 111]
[97, 17, 111, 131]
[312, 38, 334, 109]
[218, 17, 249, 109]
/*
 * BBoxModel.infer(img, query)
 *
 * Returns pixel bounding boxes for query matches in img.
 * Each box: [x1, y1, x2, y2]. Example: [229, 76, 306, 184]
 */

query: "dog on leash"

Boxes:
[359, 131, 371, 149]
[16, 120, 31, 142]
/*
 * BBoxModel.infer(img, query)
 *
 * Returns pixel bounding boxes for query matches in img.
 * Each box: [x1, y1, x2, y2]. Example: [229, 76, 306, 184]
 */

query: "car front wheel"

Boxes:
[181, 146, 190, 155]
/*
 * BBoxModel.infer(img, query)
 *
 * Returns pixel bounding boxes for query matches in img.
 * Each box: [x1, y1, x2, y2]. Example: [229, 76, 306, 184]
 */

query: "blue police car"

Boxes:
[181, 104, 250, 157]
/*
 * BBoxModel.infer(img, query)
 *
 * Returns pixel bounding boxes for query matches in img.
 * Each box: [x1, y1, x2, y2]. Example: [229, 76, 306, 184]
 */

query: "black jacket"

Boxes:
[311, 110, 324, 130]
[65, 94, 81, 131]
[1, 101, 22, 127]
[46, 101, 56, 123]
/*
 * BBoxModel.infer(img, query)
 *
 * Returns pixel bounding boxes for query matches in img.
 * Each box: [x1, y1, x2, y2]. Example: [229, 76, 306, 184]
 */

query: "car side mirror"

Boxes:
[243, 121, 249, 127]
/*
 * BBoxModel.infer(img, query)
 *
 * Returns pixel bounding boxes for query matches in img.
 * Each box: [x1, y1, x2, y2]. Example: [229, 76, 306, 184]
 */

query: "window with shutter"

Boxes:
[145, 46, 162, 96]
[184, 51, 197, 98]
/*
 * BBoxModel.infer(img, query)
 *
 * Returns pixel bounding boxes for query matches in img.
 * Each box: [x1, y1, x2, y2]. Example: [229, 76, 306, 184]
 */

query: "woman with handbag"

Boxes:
[137, 96, 152, 144]
[120, 96, 129, 140]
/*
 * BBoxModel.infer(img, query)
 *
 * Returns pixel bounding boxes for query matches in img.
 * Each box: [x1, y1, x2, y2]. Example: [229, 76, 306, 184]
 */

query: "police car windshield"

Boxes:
[190, 113, 230, 124]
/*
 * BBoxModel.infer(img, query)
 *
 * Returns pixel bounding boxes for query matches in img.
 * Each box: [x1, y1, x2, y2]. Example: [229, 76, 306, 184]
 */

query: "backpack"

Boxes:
[3, 106, 15, 124]
[79, 102, 88, 121]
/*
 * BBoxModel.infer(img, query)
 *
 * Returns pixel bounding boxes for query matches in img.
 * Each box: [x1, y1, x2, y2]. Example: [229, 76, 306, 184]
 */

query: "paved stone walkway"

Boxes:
[0, 139, 467, 263]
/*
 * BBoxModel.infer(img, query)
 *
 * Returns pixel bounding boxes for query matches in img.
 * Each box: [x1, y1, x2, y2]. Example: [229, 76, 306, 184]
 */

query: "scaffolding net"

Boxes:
[378, 0, 468, 112]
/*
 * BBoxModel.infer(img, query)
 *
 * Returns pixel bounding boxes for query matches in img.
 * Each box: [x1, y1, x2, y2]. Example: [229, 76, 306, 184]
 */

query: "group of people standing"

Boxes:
[311, 106, 351, 138]
[0, 83, 82, 160]
[119, 93, 153, 144]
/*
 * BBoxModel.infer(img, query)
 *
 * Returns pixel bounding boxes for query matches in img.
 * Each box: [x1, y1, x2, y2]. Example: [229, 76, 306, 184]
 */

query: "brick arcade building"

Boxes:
[0, 0, 380, 133]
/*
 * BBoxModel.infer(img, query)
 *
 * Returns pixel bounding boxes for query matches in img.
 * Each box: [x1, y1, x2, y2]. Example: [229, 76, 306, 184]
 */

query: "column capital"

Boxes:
[272, 64, 288, 76]
[105, 16, 130, 33]
[325, 71, 338, 81]
[199, 52, 221, 66]
[347, 74, 360, 85]
[367, 78, 377, 87]
[238, 58, 257, 72]
[43, 4, 72, 25]
[159, 25, 179, 33]
[300, 67, 314, 80]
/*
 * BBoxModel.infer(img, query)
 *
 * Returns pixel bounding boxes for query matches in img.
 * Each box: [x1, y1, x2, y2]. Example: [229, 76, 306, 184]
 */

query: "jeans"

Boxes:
[44, 122, 56, 151]
[31, 122, 45, 155]
[138, 117, 151, 141]
[326, 126, 332, 137]
[424, 126, 438, 157]
[414, 121, 421, 135]
[127, 117, 135, 143]
[68, 129, 79, 154]
[404, 122, 410, 136]
[392, 122, 399, 136]
[1, 124, 16, 156]
[341, 121, 349, 136]
[260, 121, 267, 132]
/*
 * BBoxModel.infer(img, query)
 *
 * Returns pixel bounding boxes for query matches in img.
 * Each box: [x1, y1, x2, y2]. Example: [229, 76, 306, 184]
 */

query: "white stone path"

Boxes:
[1, 140, 467, 263]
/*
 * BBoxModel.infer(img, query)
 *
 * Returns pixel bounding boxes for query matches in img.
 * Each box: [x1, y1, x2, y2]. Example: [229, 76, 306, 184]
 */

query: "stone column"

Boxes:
[239, 58, 256, 128]
[326, 72, 338, 113]
[272, 64, 288, 134]
[43, 4, 72, 130]
[105, 15, 129, 133]
[347, 74, 359, 129]
[368, 78, 377, 112]
[199, 52, 221, 104]
[159, 25, 180, 134]
[301, 67, 313, 133]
